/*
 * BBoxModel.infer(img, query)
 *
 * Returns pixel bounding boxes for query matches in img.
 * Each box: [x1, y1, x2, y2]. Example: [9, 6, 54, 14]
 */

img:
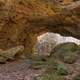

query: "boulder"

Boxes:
[0, 45, 24, 63]
[50, 42, 79, 64]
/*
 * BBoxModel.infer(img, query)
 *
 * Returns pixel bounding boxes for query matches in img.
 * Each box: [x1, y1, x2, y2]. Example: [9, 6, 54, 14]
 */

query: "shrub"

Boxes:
[51, 42, 79, 64]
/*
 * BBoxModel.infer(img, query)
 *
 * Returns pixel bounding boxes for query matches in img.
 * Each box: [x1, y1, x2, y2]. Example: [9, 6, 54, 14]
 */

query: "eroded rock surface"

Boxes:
[0, 0, 80, 56]
[34, 32, 80, 56]
[0, 45, 24, 63]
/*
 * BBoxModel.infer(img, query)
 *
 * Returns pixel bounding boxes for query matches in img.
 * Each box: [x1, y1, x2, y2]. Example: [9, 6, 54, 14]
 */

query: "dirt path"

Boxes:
[0, 59, 44, 80]
[0, 56, 80, 80]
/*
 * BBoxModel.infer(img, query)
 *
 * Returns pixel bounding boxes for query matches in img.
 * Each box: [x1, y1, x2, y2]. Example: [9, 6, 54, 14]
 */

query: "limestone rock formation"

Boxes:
[0, 0, 79, 56]
[0, 45, 24, 63]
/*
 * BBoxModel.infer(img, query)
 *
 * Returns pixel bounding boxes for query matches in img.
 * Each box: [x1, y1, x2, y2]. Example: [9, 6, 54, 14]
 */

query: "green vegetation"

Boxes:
[51, 42, 79, 64]
[32, 55, 68, 80]
[46, 56, 68, 75]
[31, 55, 47, 69]
[55, 63, 68, 75]
[32, 42, 80, 80]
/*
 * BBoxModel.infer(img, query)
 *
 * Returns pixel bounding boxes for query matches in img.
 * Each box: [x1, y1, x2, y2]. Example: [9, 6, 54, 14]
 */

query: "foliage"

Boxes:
[31, 55, 47, 69]
[32, 55, 68, 80]
[51, 42, 79, 64]
[32, 42, 80, 80]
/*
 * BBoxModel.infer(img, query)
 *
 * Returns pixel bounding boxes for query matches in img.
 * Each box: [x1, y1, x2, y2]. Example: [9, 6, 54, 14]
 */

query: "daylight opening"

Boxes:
[34, 32, 80, 56]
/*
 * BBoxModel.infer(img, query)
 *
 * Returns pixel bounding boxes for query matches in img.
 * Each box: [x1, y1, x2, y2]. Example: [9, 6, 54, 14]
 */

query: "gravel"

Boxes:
[0, 59, 43, 80]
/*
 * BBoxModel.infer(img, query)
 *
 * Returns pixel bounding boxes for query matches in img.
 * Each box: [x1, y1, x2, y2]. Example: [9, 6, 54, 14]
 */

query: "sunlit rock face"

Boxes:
[34, 32, 80, 56]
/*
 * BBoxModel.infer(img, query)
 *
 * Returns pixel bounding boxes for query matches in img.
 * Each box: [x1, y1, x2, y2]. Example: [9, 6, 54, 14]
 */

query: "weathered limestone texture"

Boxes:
[0, 45, 24, 63]
[0, 0, 80, 56]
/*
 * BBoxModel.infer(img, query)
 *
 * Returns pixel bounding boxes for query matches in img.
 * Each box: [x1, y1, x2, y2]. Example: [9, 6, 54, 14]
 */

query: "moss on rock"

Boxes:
[51, 42, 79, 64]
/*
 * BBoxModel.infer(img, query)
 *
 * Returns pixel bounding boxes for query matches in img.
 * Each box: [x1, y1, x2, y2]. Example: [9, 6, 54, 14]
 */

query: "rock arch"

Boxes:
[0, 0, 80, 56]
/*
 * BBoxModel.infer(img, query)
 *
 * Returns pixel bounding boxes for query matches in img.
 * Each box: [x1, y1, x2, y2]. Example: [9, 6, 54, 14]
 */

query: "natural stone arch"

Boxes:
[0, 0, 80, 56]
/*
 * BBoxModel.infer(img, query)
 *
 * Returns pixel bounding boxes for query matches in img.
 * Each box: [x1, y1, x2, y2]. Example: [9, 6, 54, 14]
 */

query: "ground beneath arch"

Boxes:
[0, 57, 80, 80]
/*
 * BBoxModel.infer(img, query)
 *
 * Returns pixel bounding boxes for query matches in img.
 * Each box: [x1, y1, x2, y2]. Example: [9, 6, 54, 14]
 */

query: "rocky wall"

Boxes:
[0, 0, 79, 56]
